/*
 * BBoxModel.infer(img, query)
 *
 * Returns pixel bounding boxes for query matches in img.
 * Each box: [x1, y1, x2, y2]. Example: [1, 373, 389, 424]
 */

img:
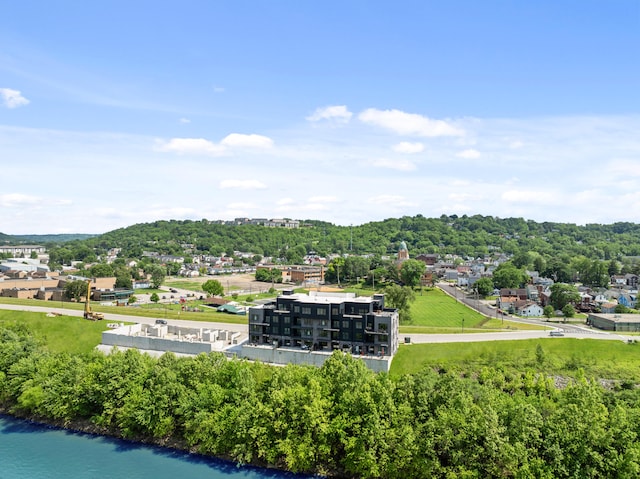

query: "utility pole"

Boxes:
[350, 224, 353, 251]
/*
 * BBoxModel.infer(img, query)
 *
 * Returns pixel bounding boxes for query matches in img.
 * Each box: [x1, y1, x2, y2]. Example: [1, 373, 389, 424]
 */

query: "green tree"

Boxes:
[543, 305, 555, 319]
[384, 283, 416, 323]
[492, 262, 528, 289]
[149, 266, 166, 289]
[343, 256, 371, 282]
[474, 277, 494, 297]
[562, 303, 576, 318]
[128, 295, 137, 305]
[400, 259, 425, 288]
[65, 280, 88, 302]
[549, 283, 580, 310]
[115, 271, 132, 289]
[150, 293, 160, 303]
[90, 263, 114, 278]
[202, 279, 224, 296]
[608, 259, 621, 276]
[615, 304, 630, 314]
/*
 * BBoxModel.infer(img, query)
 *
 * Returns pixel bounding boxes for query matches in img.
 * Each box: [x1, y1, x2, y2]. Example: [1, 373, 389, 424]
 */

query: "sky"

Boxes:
[1, 1, 639, 235]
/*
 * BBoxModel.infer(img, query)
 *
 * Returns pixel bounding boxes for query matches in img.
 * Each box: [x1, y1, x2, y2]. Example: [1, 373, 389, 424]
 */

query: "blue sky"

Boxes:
[1, 1, 639, 234]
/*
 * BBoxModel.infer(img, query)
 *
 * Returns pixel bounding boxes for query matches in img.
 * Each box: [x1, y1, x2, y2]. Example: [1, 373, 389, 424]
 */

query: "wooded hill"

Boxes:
[60, 215, 640, 262]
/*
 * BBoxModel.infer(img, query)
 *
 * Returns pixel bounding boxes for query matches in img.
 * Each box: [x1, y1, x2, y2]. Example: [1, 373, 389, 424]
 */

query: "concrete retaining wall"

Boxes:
[240, 345, 392, 372]
[102, 325, 217, 355]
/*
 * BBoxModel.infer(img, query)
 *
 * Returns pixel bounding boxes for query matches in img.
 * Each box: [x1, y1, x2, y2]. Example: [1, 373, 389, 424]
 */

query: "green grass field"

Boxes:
[390, 338, 640, 381]
[0, 310, 111, 355]
[402, 288, 548, 333]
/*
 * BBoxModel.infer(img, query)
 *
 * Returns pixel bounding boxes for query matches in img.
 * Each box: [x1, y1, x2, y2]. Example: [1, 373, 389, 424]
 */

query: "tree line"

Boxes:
[2, 324, 640, 478]
[43, 215, 640, 269]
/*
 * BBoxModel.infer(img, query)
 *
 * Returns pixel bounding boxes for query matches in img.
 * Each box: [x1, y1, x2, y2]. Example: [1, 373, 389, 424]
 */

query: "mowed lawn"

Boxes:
[0, 310, 111, 355]
[390, 338, 640, 381]
[403, 287, 545, 333]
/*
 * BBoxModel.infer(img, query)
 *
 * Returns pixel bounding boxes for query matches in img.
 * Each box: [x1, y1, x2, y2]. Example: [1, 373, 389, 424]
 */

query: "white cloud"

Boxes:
[179, 118, 191, 124]
[157, 138, 225, 156]
[219, 179, 267, 190]
[308, 196, 338, 203]
[367, 195, 417, 207]
[0, 193, 41, 206]
[157, 133, 273, 156]
[306, 105, 353, 123]
[227, 202, 257, 209]
[509, 140, 523, 149]
[0, 88, 30, 108]
[220, 133, 273, 149]
[358, 108, 464, 137]
[501, 189, 559, 205]
[370, 158, 417, 171]
[392, 141, 424, 154]
[456, 148, 481, 159]
[276, 197, 295, 206]
[213, 86, 225, 93]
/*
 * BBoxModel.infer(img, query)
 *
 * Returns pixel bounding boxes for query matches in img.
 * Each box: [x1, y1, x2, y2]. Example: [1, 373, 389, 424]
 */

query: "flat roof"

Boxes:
[589, 313, 640, 323]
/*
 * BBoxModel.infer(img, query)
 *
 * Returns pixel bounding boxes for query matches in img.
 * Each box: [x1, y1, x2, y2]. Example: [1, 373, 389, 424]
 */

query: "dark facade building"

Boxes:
[248, 290, 399, 356]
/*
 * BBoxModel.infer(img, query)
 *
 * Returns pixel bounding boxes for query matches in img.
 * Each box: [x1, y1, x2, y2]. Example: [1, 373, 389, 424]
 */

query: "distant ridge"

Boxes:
[0, 233, 96, 244]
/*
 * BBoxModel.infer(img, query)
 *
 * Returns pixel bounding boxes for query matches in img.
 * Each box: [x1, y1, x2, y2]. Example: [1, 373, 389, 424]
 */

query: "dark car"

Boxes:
[155, 319, 168, 325]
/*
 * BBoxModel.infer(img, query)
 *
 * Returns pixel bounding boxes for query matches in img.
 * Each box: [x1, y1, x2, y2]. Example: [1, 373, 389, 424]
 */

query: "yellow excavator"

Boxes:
[84, 279, 104, 320]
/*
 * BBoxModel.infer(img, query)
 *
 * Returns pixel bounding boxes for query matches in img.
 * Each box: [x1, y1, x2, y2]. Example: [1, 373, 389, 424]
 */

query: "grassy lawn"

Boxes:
[163, 280, 206, 291]
[390, 338, 640, 381]
[0, 297, 250, 325]
[405, 288, 548, 333]
[108, 302, 249, 325]
[0, 310, 112, 355]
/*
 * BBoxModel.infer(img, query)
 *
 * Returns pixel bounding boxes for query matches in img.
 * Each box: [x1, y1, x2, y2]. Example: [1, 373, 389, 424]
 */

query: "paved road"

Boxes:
[0, 303, 247, 333]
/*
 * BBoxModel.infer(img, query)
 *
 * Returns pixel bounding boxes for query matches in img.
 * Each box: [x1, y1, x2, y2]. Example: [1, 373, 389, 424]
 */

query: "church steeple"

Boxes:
[397, 241, 409, 261]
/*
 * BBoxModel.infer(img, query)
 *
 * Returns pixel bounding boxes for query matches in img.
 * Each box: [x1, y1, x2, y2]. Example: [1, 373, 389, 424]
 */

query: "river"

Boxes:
[0, 415, 315, 479]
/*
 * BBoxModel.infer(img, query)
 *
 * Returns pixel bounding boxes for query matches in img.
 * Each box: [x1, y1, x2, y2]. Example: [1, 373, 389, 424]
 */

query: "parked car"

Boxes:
[155, 319, 168, 325]
[549, 330, 564, 337]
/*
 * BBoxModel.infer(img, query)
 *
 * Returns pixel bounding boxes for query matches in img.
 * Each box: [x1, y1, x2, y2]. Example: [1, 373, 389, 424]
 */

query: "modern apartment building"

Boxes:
[248, 290, 399, 357]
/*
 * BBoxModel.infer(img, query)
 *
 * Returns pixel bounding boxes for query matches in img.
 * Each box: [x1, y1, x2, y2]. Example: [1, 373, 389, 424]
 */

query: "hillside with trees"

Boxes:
[42, 215, 640, 259]
[38, 216, 640, 281]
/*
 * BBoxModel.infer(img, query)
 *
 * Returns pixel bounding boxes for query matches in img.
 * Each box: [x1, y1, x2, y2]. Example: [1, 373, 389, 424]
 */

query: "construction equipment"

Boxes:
[84, 279, 104, 320]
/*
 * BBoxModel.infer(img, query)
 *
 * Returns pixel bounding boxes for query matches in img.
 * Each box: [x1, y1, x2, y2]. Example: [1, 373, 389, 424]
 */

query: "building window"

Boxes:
[250, 314, 259, 322]
[341, 331, 350, 340]
[317, 307, 327, 316]
[341, 320, 350, 329]
[283, 316, 291, 324]
[294, 306, 300, 313]
[272, 316, 279, 325]
[355, 321, 363, 330]
[355, 332, 363, 341]
[332, 307, 339, 316]
[284, 327, 290, 335]
[302, 307, 311, 315]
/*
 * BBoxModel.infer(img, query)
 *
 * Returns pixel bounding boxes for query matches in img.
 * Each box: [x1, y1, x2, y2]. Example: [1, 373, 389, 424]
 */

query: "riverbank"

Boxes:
[0, 409, 320, 478]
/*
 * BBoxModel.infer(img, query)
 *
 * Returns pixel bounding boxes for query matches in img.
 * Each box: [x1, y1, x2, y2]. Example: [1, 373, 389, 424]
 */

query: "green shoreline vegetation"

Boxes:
[2, 311, 640, 477]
